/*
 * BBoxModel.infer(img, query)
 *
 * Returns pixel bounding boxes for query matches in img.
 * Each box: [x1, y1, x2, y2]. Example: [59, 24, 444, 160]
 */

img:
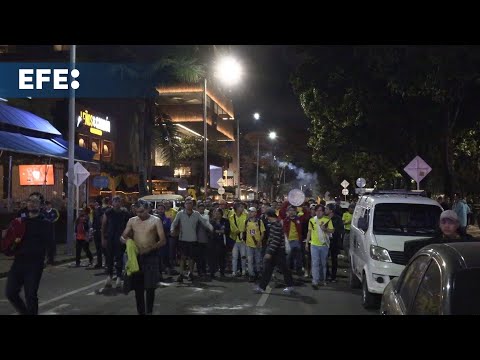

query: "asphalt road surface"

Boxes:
[0, 261, 377, 315]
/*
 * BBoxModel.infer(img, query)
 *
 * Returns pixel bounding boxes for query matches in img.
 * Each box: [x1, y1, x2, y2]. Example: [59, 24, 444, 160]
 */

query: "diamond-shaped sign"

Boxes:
[66, 162, 90, 186]
[216, 178, 224, 186]
[404, 156, 432, 183]
[341, 180, 349, 188]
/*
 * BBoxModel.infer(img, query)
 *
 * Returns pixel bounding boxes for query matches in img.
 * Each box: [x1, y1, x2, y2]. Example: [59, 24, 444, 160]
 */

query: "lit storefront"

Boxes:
[76, 107, 114, 163]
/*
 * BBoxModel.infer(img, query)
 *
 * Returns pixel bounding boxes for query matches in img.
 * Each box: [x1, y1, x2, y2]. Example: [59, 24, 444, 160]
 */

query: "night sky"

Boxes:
[223, 45, 311, 160]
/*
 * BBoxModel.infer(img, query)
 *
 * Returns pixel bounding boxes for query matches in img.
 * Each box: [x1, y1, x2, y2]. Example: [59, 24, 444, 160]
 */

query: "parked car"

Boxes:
[380, 242, 480, 315]
[348, 190, 443, 309]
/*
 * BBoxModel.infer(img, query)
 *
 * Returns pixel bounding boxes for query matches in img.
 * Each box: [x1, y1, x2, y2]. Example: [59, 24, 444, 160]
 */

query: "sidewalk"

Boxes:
[0, 243, 90, 279]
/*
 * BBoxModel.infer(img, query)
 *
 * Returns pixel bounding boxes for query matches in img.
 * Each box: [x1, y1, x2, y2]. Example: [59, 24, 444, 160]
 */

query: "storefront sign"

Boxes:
[78, 110, 110, 136]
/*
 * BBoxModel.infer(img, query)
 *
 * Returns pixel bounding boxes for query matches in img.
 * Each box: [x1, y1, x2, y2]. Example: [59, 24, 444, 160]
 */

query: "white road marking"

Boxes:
[87, 291, 95, 296]
[256, 286, 272, 307]
[10, 279, 105, 314]
[41, 303, 70, 315]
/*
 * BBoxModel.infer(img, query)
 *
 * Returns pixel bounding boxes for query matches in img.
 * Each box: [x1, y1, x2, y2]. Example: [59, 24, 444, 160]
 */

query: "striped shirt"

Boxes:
[266, 220, 285, 256]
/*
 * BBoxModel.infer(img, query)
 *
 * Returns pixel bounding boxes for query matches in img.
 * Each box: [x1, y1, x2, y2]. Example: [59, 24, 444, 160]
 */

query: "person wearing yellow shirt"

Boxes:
[164, 201, 178, 221]
[229, 203, 248, 276]
[342, 204, 354, 259]
[306, 205, 334, 289]
[283, 206, 304, 275]
[245, 207, 266, 282]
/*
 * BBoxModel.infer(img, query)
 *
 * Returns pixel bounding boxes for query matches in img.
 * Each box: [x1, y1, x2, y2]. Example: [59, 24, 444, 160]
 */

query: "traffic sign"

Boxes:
[356, 178, 366, 188]
[341, 180, 349, 188]
[218, 187, 225, 195]
[66, 162, 90, 186]
[216, 178, 224, 187]
[342, 188, 349, 196]
[404, 156, 432, 189]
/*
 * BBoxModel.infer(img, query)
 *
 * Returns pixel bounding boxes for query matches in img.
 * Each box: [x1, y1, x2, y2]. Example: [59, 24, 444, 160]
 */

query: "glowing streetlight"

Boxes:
[253, 112, 260, 120]
[214, 56, 243, 199]
[215, 56, 243, 86]
[269, 131, 277, 140]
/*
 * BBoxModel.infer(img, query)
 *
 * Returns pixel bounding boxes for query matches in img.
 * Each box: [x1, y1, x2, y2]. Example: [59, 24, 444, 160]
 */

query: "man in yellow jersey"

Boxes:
[245, 207, 266, 282]
[305, 205, 334, 289]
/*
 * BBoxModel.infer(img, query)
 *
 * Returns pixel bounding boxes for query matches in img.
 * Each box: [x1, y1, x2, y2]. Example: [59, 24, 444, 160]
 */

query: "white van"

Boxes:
[348, 190, 443, 309]
[138, 194, 184, 210]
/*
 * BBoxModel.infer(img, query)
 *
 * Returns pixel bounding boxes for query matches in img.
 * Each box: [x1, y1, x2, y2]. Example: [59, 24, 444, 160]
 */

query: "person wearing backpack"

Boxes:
[245, 207, 266, 282]
[3, 194, 52, 315]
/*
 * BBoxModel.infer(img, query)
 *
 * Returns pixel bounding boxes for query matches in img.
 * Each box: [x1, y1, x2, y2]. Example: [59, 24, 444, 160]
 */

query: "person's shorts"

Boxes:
[178, 241, 198, 258]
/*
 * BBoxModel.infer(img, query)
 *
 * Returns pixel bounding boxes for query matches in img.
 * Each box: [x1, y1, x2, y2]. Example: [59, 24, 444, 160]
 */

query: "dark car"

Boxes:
[380, 242, 480, 315]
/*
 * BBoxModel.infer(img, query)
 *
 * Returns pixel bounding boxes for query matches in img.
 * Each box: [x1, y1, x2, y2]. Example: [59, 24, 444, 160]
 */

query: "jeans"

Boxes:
[311, 245, 329, 285]
[232, 242, 247, 273]
[246, 247, 262, 275]
[286, 240, 303, 271]
[6, 259, 44, 315]
[258, 252, 293, 290]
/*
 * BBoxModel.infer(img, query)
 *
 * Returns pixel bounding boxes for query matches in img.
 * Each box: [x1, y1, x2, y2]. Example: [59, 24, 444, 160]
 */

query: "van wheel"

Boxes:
[362, 272, 380, 309]
[349, 266, 361, 289]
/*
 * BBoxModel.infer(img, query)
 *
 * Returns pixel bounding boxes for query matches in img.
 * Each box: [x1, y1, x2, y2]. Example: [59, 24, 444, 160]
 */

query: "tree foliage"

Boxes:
[291, 45, 480, 196]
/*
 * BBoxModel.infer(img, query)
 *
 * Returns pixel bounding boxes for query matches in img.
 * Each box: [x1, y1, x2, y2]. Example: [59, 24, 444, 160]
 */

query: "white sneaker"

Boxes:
[283, 287, 294, 295]
[242, 271, 247, 276]
[105, 276, 112, 287]
[253, 286, 265, 294]
[115, 277, 122, 288]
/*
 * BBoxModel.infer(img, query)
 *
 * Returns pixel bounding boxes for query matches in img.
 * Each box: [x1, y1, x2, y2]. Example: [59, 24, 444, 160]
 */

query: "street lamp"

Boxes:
[269, 131, 277, 140]
[214, 56, 242, 199]
[253, 112, 260, 120]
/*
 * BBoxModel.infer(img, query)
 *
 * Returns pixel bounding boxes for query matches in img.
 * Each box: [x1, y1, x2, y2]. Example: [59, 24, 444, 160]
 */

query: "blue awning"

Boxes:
[0, 131, 95, 162]
[0, 102, 62, 136]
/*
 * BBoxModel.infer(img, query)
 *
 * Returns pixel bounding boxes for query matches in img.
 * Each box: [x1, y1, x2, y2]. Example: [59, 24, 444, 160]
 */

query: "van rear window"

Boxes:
[373, 204, 441, 236]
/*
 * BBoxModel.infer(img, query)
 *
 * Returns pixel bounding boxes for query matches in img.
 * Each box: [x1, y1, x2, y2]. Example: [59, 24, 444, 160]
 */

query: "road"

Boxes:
[0, 261, 377, 315]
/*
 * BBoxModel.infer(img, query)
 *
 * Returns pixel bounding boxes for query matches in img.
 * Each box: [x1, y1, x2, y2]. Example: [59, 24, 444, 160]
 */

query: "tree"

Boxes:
[291, 46, 480, 196]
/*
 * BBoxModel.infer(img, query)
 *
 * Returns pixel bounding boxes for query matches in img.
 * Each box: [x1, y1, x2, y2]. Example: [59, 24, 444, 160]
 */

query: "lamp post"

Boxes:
[268, 131, 277, 201]
[67, 44, 76, 255]
[215, 56, 242, 199]
[203, 77, 208, 200]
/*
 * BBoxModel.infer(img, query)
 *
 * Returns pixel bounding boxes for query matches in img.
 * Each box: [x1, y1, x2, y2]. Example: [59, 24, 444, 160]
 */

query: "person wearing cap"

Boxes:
[342, 204, 355, 260]
[254, 208, 294, 295]
[404, 209, 477, 263]
[245, 207, 266, 282]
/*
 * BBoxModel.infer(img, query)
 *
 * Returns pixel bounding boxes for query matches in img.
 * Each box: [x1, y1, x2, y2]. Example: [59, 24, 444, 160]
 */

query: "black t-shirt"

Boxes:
[15, 214, 51, 262]
[105, 208, 130, 242]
